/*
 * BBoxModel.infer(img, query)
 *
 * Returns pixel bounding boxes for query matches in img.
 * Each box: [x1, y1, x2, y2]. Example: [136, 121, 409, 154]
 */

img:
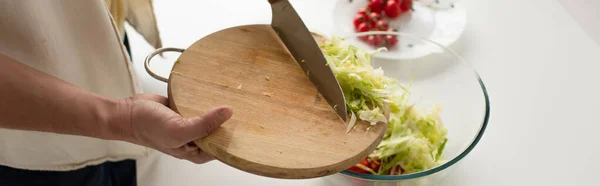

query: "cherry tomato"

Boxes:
[376, 20, 388, 31]
[384, 0, 401, 18]
[358, 7, 368, 16]
[356, 22, 371, 32]
[366, 12, 381, 28]
[359, 35, 369, 42]
[353, 13, 367, 29]
[401, 0, 412, 11]
[369, 12, 382, 21]
[367, 0, 384, 13]
[366, 35, 376, 45]
[386, 35, 398, 47]
[367, 35, 382, 46]
[400, 2, 411, 12]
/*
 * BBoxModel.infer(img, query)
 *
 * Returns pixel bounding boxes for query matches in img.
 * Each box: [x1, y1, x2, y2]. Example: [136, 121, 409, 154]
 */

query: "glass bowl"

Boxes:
[320, 31, 490, 186]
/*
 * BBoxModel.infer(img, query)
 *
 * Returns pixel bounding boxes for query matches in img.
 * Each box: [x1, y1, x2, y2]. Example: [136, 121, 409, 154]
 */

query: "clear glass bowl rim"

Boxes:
[335, 31, 491, 181]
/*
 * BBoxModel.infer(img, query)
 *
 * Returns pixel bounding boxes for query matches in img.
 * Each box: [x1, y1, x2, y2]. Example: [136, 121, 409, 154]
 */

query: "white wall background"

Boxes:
[557, 0, 600, 46]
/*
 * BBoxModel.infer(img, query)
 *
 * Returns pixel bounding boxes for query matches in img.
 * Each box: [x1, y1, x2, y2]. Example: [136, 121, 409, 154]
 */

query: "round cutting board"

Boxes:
[161, 24, 386, 179]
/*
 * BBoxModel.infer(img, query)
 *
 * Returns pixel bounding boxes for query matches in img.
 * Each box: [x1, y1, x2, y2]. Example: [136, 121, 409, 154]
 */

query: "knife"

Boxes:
[268, 0, 348, 122]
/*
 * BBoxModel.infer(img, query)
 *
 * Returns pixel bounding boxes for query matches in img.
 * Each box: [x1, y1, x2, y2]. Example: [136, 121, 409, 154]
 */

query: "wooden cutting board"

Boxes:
[165, 24, 387, 179]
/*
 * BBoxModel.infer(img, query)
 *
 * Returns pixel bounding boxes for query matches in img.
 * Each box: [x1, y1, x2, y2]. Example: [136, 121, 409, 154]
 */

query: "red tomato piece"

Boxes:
[369, 158, 382, 171]
[358, 158, 370, 166]
[386, 35, 399, 47]
[384, 0, 401, 18]
[369, 21, 377, 30]
[377, 35, 385, 46]
[367, 35, 382, 46]
[369, 12, 382, 21]
[367, 0, 384, 13]
[359, 36, 369, 42]
[347, 165, 368, 173]
[400, 2, 411, 12]
[358, 7, 368, 16]
[376, 20, 389, 30]
[347, 158, 371, 173]
[356, 22, 371, 32]
[389, 165, 405, 175]
[390, 167, 400, 175]
[353, 13, 367, 29]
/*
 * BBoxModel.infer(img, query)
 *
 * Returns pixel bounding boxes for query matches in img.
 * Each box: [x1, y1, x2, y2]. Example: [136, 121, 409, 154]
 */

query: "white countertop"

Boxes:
[126, 0, 600, 185]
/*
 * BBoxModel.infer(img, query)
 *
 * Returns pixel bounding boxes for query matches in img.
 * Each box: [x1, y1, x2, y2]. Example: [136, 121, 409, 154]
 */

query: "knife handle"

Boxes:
[268, 0, 283, 4]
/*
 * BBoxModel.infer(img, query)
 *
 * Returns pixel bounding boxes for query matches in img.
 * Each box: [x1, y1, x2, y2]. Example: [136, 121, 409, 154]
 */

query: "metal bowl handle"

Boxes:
[144, 47, 185, 83]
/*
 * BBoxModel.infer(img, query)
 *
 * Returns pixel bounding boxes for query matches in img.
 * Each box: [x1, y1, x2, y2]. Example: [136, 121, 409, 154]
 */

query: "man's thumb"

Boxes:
[182, 106, 233, 142]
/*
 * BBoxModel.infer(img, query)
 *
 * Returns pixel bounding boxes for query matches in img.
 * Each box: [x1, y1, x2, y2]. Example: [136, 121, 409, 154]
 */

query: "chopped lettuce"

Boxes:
[319, 36, 448, 175]
[320, 36, 396, 129]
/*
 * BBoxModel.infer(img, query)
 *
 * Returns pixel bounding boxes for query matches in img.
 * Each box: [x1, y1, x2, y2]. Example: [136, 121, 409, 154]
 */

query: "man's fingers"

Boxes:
[167, 147, 215, 164]
[182, 142, 199, 152]
[164, 147, 188, 158]
[170, 143, 199, 156]
[185, 150, 216, 164]
[181, 106, 233, 142]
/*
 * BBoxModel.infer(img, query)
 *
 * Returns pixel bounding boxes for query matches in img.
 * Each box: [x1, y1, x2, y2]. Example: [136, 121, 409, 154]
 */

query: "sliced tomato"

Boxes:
[347, 165, 369, 173]
[347, 158, 374, 174]
[390, 165, 404, 175]
[368, 158, 382, 172]
[358, 158, 370, 167]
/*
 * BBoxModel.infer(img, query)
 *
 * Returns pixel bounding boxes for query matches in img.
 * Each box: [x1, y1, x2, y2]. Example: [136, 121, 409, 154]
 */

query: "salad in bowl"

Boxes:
[314, 31, 489, 185]
[318, 35, 448, 175]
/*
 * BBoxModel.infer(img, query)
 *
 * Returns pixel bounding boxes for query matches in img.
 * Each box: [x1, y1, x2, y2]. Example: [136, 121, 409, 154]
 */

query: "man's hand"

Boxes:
[0, 55, 232, 164]
[114, 94, 233, 164]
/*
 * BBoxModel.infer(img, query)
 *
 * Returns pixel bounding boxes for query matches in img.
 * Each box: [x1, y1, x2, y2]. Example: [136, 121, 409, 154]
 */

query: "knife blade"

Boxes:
[268, 0, 347, 122]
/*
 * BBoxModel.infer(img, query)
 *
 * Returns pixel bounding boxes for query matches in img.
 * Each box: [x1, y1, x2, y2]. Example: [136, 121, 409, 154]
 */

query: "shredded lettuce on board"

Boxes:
[319, 36, 448, 175]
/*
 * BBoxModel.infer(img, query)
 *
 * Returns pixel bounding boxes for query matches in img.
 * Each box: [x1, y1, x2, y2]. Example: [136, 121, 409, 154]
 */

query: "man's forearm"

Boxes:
[0, 53, 128, 140]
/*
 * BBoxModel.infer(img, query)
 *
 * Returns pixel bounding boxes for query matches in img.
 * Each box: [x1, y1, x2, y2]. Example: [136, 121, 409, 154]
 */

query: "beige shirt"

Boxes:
[0, 0, 159, 171]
